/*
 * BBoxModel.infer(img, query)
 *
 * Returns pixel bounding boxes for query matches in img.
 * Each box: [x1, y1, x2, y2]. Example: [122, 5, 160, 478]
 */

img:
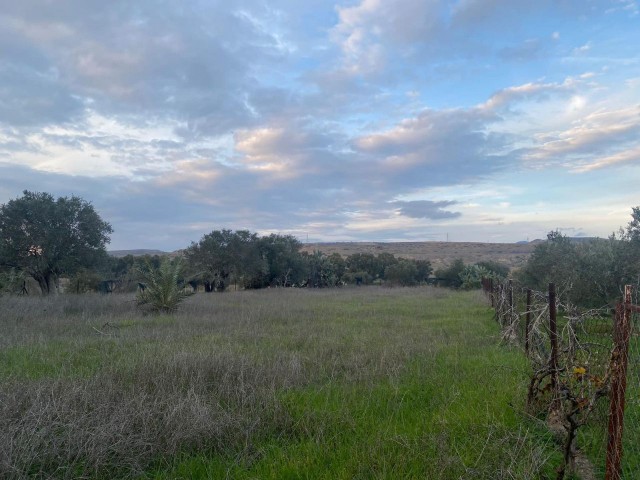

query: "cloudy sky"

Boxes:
[1, 0, 639, 250]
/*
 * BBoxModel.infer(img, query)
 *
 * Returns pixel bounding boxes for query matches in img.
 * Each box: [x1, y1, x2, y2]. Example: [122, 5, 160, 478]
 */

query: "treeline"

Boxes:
[0, 228, 437, 293]
[2, 191, 639, 301]
[114, 230, 435, 291]
[516, 214, 640, 307]
[92, 232, 511, 293]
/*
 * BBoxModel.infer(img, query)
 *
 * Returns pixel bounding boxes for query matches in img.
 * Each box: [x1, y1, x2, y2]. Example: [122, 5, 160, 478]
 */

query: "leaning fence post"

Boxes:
[548, 283, 559, 410]
[606, 285, 633, 480]
[525, 288, 532, 355]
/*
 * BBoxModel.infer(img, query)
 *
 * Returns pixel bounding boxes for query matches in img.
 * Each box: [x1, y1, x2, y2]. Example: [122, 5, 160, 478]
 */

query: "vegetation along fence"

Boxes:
[481, 278, 638, 479]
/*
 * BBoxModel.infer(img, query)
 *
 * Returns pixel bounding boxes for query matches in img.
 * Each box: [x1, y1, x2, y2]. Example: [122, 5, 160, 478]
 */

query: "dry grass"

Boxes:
[1, 288, 558, 479]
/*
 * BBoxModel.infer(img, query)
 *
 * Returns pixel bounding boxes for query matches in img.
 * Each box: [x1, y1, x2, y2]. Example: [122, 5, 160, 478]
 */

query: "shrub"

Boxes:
[342, 270, 373, 285]
[0, 268, 26, 294]
[136, 257, 191, 313]
[384, 259, 418, 286]
[435, 259, 465, 288]
[459, 264, 492, 290]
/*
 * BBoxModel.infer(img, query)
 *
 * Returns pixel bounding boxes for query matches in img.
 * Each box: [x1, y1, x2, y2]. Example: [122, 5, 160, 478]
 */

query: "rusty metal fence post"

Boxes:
[525, 288, 532, 355]
[606, 285, 633, 480]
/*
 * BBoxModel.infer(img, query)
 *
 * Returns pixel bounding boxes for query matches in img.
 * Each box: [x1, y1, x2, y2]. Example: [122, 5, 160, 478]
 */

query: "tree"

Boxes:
[435, 259, 465, 288]
[385, 259, 418, 286]
[327, 253, 346, 282]
[225, 230, 265, 289]
[185, 229, 267, 291]
[305, 251, 341, 287]
[376, 252, 398, 279]
[0, 191, 112, 294]
[625, 206, 640, 243]
[414, 260, 433, 283]
[518, 230, 578, 293]
[259, 234, 305, 287]
[345, 253, 380, 280]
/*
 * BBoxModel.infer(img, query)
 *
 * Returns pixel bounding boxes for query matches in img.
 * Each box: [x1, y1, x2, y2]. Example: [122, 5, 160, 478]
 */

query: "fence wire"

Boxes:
[621, 306, 639, 478]
[484, 279, 638, 479]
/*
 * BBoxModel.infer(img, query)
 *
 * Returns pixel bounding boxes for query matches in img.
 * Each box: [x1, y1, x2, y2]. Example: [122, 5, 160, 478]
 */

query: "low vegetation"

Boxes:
[1, 287, 560, 479]
[135, 257, 191, 313]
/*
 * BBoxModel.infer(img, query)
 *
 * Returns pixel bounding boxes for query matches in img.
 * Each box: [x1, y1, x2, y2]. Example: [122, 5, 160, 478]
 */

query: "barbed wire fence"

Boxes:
[481, 278, 638, 479]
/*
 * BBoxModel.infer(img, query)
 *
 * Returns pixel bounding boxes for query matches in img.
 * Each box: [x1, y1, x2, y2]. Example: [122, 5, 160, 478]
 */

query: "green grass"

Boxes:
[152, 292, 559, 479]
[0, 340, 117, 379]
[1, 287, 562, 479]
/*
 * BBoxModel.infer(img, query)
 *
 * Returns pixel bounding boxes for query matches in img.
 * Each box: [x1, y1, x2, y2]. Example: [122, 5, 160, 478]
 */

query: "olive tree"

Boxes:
[185, 229, 266, 291]
[0, 191, 112, 294]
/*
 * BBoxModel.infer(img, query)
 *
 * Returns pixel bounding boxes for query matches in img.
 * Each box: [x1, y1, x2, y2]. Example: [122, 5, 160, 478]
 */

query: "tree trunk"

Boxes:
[34, 275, 49, 295]
[33, 272, 55, 295]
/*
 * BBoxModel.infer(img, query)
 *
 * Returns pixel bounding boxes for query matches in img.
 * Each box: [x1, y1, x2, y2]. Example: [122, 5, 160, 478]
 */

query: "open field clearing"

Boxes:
[1, 287, 563, 479]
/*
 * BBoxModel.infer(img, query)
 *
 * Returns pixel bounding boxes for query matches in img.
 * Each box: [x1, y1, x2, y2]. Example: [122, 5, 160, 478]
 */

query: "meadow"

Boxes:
[1, 287, 562, 479]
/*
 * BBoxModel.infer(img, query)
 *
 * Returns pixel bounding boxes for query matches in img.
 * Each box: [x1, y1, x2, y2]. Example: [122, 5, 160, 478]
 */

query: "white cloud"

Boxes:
[1, 1, 638, 247]
[573, 42, 592, 55]
[524, 106, 640, 168]
[572, 145, 640, 172]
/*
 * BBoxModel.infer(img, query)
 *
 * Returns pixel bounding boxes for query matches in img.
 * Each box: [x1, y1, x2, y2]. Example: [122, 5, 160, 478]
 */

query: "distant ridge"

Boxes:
[108, 237, 600, 267]
[568, 236, 599, 243]
[300, 241, 538, 270]
[108, 249, 167, 258]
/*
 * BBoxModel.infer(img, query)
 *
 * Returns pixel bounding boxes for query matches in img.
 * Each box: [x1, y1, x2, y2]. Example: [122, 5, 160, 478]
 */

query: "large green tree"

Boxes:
[259, 234, 305, 287]
[518, 230, 578, 292]
[0, 191, 112, 294]
[185, 229, 266, 291]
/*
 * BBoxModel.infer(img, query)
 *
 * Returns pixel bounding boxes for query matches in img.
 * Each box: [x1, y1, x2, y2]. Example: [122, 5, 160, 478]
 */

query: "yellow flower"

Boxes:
[573, 367, 587, 378]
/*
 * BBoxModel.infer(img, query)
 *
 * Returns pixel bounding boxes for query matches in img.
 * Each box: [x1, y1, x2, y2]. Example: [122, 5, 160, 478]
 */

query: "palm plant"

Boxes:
[136, 257, 191, 313]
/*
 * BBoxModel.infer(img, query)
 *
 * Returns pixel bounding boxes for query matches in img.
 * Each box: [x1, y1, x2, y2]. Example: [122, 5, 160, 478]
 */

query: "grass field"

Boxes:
[1, 287, 563, 479]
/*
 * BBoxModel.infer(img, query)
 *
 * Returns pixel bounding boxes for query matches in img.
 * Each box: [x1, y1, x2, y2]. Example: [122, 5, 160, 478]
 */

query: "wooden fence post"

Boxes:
[508, 279, 514, 328]
[606, 285, 633, 480]
[490, 278, 495, 308]
[548, 283, 559, 409]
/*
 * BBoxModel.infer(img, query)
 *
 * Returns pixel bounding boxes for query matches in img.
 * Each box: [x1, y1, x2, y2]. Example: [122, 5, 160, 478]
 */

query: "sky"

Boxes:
[1, 0, 639, 250]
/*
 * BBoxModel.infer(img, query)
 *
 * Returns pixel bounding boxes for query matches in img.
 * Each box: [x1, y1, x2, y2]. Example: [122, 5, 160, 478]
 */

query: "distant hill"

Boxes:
[108, 249, 167, 258]
[300, 241, 538, 270]
[568, 236, 599, 243]
[109, 237, 600, 270]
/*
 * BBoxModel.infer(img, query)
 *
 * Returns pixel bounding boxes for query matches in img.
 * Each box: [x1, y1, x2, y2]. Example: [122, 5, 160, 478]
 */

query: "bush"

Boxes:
[385, 259, 418, 286]
[342, 270, 373, 285]
[459, 264, 492, 290]
[475, 260, 509, 279]
[136, 258, 191, 313]
[0, 268, 26, 294]
[435, 259, 465, 288]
